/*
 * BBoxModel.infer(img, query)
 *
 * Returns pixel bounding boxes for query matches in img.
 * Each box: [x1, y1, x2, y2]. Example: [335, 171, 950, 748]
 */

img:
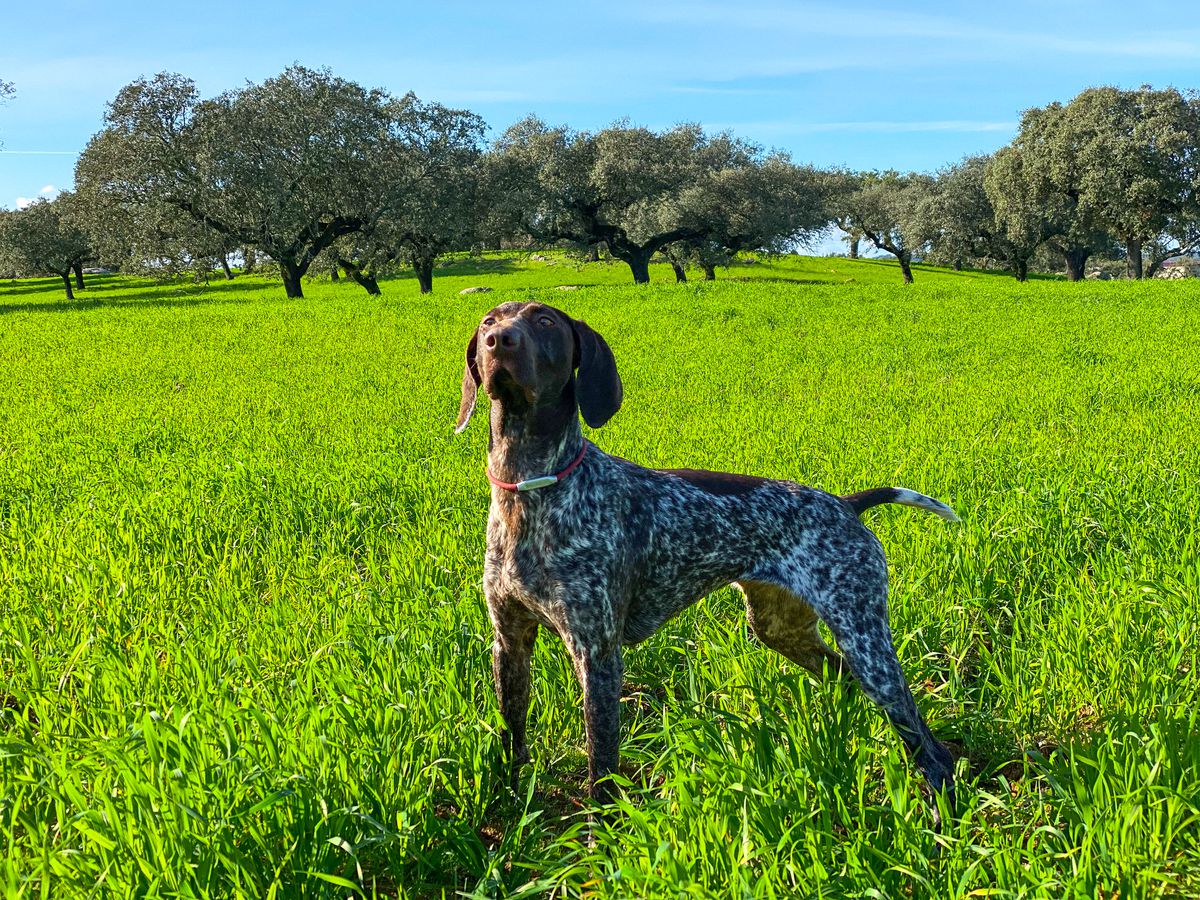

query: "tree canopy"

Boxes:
[844, 86, 1200, 282]
[0, 78, 12, 148]
[980, 91, 1199, 281]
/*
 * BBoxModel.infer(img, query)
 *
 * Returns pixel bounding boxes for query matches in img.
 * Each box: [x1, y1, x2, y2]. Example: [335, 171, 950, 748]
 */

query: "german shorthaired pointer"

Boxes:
[456, 301, 958, 809]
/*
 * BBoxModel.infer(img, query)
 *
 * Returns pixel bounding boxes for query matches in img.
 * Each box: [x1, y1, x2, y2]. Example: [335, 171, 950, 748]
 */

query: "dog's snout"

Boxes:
[484, 326, 522, 353]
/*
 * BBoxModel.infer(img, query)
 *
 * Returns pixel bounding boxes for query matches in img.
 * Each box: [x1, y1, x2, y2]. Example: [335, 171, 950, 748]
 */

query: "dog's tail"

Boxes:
[842, 487, 960, 522]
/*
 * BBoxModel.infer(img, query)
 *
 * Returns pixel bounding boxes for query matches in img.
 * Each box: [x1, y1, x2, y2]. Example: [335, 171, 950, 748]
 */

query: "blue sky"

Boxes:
[2, 0, 1198, 217]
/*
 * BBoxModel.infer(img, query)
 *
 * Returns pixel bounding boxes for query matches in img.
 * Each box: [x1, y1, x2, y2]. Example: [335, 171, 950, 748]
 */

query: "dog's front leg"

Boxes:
[491, 606, 539, 792]
[575, 648, 624, 805]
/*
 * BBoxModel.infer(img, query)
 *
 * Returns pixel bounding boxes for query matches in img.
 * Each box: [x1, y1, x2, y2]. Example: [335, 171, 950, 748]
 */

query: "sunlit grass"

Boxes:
[1, 257, 1198, 897]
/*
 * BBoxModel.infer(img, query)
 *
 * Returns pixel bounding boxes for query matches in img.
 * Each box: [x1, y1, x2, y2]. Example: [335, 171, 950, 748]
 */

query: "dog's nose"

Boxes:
[484, 327, 521, 353]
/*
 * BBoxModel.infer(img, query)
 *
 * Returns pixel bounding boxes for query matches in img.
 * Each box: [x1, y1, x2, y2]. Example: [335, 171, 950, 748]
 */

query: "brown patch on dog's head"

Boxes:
[455, 302, 622, 431]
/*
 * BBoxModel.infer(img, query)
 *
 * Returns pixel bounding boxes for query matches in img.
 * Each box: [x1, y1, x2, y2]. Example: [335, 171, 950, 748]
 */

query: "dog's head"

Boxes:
[455, 301, 622, 432]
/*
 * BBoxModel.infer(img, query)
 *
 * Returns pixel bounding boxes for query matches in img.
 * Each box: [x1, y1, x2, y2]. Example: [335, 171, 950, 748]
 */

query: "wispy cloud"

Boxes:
[429, 88, 538, 104]
[630, 0, 1200, 60]
[667, 85, 787, 97]
[809, 120, 1017, 133]
[713, 119, 1018, 136]
[0, 55, 154, 95]
[632, 2, 978, 42]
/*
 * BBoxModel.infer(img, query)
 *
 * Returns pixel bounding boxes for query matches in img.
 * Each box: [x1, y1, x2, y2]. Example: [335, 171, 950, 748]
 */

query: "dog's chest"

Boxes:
[485, 495, 569, 601]
[483, 484, 616, 612]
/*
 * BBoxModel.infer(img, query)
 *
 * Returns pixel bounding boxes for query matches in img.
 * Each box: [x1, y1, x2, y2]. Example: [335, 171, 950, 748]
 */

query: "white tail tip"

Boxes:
[893, 488, 960, 522]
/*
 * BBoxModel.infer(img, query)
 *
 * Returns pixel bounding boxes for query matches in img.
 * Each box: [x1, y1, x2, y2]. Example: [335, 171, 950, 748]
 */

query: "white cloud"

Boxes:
[14, 184, 58, 209]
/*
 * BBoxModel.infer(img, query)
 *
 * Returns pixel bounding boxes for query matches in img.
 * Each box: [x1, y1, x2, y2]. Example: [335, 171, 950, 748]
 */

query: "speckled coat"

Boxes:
[457, 301, 958, 808]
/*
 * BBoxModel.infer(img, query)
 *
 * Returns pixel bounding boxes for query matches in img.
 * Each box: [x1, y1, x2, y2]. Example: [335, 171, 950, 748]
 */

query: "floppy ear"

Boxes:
[455, 330, 481, 433]
[572, 318, 622, 428]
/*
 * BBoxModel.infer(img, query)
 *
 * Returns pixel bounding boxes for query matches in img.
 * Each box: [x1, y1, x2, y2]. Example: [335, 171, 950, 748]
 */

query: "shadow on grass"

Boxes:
[0, 277, 74, 297]
[0, 277, 279, 315]
[845, 258, 1059, 282]
[423, 257, 523, 278]
[722, 276, 839, 286]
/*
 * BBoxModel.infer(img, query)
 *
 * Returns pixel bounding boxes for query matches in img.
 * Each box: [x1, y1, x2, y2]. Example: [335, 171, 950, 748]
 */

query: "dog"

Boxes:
[456, 300, 958, 809]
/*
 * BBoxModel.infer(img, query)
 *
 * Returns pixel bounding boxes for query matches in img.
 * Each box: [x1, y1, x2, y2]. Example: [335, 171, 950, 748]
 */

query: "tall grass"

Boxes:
[1, 259, 1198, 897]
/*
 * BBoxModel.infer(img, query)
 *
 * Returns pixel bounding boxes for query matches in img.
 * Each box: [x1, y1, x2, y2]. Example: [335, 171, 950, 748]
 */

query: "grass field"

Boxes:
[2, 255, 1199, 898]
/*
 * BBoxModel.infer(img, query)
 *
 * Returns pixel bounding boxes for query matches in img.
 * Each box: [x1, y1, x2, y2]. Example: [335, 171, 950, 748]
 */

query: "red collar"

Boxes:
[487, 442, 588, 492]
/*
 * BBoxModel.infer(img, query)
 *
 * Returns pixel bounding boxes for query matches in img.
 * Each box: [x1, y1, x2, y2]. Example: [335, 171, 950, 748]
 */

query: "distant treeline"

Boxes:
[1, 67, 1197, 299]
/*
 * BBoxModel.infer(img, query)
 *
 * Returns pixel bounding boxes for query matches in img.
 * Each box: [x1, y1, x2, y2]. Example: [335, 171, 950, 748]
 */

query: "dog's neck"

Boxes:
[487, 385, 584, 486]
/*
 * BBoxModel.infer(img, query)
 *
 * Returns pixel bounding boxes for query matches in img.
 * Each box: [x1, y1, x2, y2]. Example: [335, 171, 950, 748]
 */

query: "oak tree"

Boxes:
[0, 77, 12, 202]
[76, 68, 478, 298]
[922, 156, 1040, 280]
[326, 105, 484, 295]
[487, 120, 824, 284]
[0, 78, 12, 146]
[1051, 86, 1200, 278]
[829, 170, 934, 283]
[988, 102, 1113, 281]
[0, 193, 91, 299]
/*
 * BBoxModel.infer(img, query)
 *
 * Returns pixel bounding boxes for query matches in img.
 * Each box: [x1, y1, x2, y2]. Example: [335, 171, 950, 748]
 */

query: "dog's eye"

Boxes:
[483, 317, 496, 326]
[538, 316, 555, 327]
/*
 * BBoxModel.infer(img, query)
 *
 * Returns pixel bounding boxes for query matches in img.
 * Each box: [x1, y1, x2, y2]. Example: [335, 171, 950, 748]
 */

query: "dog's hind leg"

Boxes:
[750, 549, 956, 803]
[736, 579, 850, 680]
[817, 587, 954, 799]
[833, 615, 955, 800]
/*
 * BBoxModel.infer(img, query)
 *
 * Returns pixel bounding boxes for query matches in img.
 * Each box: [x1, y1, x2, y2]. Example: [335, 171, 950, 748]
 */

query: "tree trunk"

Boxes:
[219, 254, 234, 280]
[358, 272, 380, 295]
[670, 261, 687, 283]
[1014, 259, 1028, 282]
[1125, 238, 1143, 280]
[848, 238, 859, 260]
[952, 259, 963, 271]
[1145, 242, 1190, 278]
[624, 250, 652, 285]
[339, 259, 380, 296]
[1064, 249, 1089, 282]
[702, 263, 716, 281]
[243, 247, 256, 273]
[72, 261, 85, 291]
[415, 255, 434, 294]
[280, 262, 305, 298]
[330, 264, 340, 282]
[586, 245, 600, 263]
[61, 272, 75, 301]
[898, 251, 914, 284]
